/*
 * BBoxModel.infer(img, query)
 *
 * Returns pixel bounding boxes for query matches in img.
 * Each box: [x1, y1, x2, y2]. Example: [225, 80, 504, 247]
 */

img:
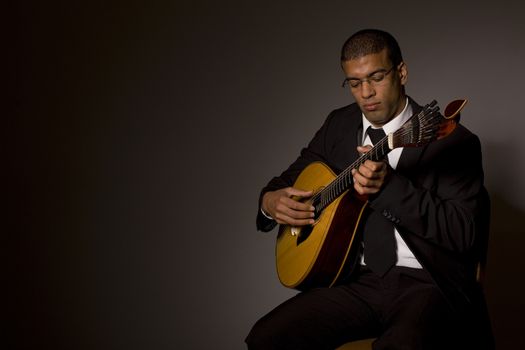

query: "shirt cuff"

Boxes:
[260, 208, 274, 220]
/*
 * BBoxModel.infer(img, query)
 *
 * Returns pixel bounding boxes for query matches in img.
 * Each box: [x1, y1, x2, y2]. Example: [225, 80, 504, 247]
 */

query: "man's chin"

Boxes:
[362, 111, 388, 126]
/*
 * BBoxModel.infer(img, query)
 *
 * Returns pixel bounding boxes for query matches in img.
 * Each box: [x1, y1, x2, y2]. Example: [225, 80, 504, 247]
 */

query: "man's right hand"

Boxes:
[261, 187, 315, 226]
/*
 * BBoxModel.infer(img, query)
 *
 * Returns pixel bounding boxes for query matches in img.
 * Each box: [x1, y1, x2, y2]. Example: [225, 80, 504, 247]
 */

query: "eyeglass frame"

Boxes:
[341, 65, 397, 89]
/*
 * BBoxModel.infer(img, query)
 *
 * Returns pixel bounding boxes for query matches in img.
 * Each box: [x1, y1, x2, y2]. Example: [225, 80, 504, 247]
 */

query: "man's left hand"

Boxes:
[352, 145, 390, 195]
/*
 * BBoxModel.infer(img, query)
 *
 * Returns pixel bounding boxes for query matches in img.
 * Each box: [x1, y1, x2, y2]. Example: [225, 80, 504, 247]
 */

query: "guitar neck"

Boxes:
[312, 135, 391, 213]
[311, 100, 443, 214]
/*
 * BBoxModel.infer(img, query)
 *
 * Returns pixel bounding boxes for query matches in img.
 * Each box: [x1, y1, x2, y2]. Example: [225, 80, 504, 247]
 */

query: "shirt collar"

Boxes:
[361, 97, 412, 143]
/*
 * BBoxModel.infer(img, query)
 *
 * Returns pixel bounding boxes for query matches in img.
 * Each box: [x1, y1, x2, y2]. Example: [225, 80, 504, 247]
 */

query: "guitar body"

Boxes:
[276, 162, 368, 290]
[274, 100, 467, 290]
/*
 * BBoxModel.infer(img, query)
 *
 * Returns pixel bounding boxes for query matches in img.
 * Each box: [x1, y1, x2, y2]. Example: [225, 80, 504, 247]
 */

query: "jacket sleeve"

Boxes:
[368, 127, 486, 253]
[256, 111, 337, 232]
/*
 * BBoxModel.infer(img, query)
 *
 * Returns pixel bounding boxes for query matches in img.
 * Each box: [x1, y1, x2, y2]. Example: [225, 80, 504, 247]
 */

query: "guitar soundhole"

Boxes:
[297, 225, 313, 245]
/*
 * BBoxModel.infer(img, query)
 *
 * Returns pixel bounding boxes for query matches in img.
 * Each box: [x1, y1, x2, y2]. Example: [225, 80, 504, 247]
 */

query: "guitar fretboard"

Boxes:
[311, 100, 440, 214]
[312, 136, 390, 214]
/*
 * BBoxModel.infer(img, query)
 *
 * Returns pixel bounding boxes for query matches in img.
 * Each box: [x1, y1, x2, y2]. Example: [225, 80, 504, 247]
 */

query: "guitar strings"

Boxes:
[311, 107, 441, 211]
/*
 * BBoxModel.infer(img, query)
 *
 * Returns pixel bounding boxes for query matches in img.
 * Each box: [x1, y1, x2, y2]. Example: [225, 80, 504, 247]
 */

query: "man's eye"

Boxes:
[349, 80, 361, 87]
[370, 73, 385, 82]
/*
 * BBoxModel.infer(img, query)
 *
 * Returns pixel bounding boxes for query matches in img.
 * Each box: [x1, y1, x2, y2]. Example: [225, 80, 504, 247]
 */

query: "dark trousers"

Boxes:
[246, 266, 469, 350]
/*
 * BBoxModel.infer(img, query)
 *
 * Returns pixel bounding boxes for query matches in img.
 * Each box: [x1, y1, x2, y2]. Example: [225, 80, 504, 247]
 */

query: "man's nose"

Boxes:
[360, 81, 375, 99]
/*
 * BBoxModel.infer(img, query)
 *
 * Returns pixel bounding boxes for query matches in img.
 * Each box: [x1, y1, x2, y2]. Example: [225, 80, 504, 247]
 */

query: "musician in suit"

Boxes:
[246, 29, 494, 350]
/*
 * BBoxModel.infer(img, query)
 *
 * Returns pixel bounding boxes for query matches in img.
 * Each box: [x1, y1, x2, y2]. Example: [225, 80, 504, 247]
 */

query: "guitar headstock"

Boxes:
[389, 99, 466, 149]
[437, 99, 467, 139]
[444, 99, 467, 120]
[389, 100, 441, 148]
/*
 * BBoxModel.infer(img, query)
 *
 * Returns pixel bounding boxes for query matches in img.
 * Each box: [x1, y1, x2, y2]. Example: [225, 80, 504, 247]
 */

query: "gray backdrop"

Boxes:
[12, 0, 525, 349]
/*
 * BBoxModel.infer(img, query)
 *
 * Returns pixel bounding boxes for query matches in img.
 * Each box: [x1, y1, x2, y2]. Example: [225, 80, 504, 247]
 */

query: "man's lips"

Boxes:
[363, 103, 380, 111]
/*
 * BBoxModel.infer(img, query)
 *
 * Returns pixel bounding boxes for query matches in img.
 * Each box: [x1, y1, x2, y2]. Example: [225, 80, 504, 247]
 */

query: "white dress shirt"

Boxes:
[361, 98, 422, 269]
[261, 98, 422, 269]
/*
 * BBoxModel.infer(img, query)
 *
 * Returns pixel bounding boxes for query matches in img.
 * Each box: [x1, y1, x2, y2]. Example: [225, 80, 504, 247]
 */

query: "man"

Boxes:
[246, 29, 494, 350]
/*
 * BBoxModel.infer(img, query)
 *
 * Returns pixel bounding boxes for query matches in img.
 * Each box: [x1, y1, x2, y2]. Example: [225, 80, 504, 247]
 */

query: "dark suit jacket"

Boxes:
[256, 97, 494, 347]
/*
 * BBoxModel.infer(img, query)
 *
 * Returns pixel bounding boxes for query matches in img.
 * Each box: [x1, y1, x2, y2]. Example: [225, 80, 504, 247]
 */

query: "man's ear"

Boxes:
[398, 62, 408, 86]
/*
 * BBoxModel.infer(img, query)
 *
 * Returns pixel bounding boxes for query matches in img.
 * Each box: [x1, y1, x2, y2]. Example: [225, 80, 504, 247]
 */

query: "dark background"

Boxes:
[11, 1, 525, 349]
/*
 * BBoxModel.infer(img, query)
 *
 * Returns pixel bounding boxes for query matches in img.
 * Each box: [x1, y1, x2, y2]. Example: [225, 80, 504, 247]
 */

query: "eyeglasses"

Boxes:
[341, 66, 395, 89]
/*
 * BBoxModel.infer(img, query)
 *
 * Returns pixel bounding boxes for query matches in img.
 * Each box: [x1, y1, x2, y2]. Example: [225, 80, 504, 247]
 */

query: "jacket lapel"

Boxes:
[397, 146, 425, 173]
[331, 108, 362, 174]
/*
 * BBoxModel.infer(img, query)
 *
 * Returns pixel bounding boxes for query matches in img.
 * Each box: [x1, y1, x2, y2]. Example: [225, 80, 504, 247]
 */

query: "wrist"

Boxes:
[260, 207, 274, 220]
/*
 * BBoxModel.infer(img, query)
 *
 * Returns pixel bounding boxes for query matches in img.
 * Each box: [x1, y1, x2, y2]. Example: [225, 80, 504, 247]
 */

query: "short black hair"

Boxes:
[340, 29, 403, 66]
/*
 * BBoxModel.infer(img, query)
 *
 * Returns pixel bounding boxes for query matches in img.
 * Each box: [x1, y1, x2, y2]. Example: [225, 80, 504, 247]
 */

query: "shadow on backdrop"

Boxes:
[485, 193, 525, 349]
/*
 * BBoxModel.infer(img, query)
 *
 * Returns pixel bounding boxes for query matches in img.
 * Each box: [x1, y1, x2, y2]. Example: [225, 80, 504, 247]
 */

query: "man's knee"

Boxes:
[245, 316, 320, 350]
[245, 318, 277, 349]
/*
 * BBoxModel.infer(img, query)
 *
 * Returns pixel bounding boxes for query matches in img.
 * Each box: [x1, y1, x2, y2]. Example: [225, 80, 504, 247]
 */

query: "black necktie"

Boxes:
[363, 126, 397, 275]
[366, 126, 386, 146]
